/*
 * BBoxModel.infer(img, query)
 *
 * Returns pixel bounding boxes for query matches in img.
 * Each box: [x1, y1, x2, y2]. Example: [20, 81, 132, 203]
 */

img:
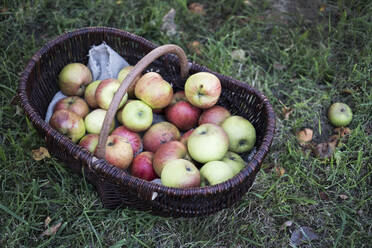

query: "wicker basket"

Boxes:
[18, 27, 275, 217]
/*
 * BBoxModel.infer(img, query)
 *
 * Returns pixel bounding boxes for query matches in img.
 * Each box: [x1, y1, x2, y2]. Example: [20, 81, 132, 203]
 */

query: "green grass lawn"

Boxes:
[1, 0, 371, 247]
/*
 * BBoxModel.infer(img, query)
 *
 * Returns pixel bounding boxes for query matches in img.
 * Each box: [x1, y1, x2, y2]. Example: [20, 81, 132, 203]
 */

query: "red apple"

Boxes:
[153, 141, 187, 176]
[198, 105, 231, 126]
[135, 72, 173, 109]
[54, 96, 90, 118]
[111, 126, 142, 155]
[165, 101, 201, 131]
[50, 110, 86, 143]
[95, 78, 128, 110]
[131, 151, 157, 181]
[58, 63, 92, 96]
[97, 134, 133, 170]
[180, 129, 194, 146]
[117, 66, 140, 98]
[79, 134, 99, 153]
[143, 121, 181, 152]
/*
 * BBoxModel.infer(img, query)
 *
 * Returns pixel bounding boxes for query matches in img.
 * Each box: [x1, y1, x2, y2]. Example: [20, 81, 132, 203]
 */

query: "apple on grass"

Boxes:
[161, 159, 200, 188]
[222, 116, 256, 153]
[84, 80, 101, 108]
[98, 135, 133, 170]
[117, 66, 140, 98]
[328, 102, 352, 127]
[58, 63, 92, 96]
[50, 109, 86, 143]
[187, 123, 229, 163]
[111, 126, 142, 155]
[79, 134, 99, 153]
[200, 161, 234, 186]
[84, 109, 115, 134]
[135, 72, 173, 109]
[131, 151, 157, 181]
[120, 100, 153, 132]
[184, 72, 221, 109]
[221, 151, 245, 176]
[153, 141, 187, 176]
[95, 78, 128, 110]
[143, 121, 181, 153]
[199, 105, 231, 126]
[54, 96, 90, 118]
[165, 100, 201, 131]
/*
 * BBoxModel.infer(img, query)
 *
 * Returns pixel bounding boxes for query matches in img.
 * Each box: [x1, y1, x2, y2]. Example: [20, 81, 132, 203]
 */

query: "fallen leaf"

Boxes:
[41, 222, 61, 237]
[334, 127, 351, 138]
[290, 226, 319, 246]
[44, 216, 51, 227]
[313, 141, 336, 159]
[275, 166, 285, 177]
[243, 0, 253, 6]
[340, 88, 353, 95]
[161, 9, 177, 36]
[188, 41, 202, 55]
[116, 0, 122, 4]
[319, 191, 329, 201]
[273, 62, 286, 70]
[339, 194, 348, 200]
[282, 106, 293, 120]
[328, 134, 339, 147]
[188, 3, 205, 15]
[280, 220, 293, 230]
[296, 128, 313, 145]
[319, 5, 326, 12]
[32, 147, 50, 161]
[231, 49, 246, 62]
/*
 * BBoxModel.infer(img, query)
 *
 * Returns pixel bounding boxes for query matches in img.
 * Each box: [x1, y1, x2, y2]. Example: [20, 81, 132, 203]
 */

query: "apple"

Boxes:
[222, 116, 256, 153]
[98, 134, 133, 170]
[117, 66, 140, 98]
[328, 102, 353, 127]
[120, 100, 153, 132]
[84, 109, 114, 134]
[199, 105, 231, 126]
[95, 78, 128, 110]
[221, 151, 245, 176]
[184, 72, 221, 109]
[200, 161, 234, 186]
[161, 159, 200, 188]
[58, 63, 92, 96]
[54, 96, 90, 118]
[111, 126, 142, 155]
[130, 151, 157, 181]
[84, 80, 101, 108]
[79, 134, 99, 153]
[143, 121, 180, 152]
[180, 129, 194, 146]
[50, 109, 86, 143]
[135, 72, 173, 109]
[169, 91, 188, 105]
[165, 101, 201, 131]
[153, 141, 187, 176]
[187, 123, 229, 163]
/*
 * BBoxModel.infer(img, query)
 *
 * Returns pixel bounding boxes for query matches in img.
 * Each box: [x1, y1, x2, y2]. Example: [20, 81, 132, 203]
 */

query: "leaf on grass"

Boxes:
[334, 127, 351, 138]
[319, 191, 329, 201]
[296, 128, 313, 145]
[188, 3, 205, 15]
[275, 166, 285, 177]
[340, 88, 353, 95]
[161, 9, 177, 36]
[290, 226, 319, 246]
[282, 106, 293, 120]
[188, 41, 202, 55]
[41, 222, 61, 237]
[231, 49, 246, 62]
[313, 141, 336, 159]
[243, 0, 253, 6]
[44, 216, 51, 227]
[32, 147, 50, 161]
[116, 0, 122, 4]
[339, 194, 348, 200]
[280, 220, 293, 230]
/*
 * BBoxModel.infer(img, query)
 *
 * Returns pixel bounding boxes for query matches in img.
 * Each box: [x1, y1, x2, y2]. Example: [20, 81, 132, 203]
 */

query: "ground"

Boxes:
[0, 0, 371, 247]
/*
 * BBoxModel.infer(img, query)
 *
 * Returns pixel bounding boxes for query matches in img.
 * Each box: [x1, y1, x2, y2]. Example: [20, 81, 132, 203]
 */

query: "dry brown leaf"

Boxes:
[188, 3, 205, 15]
[334, 127, 351, 138]
[296, 128, 313, 145]
[313, 141, 336, 159]
[340, 88, 353, 95]
[188, 41, 202, 55]
[282, 106, 293, 120]
[275, 166, 285, 177]
[319, 191, 329, 201]
[32, 147, 50, 161]
[41, 222, 61, 237]
[280, 220, 293, 230]
[339, 194, 348, 200]
[44, 216, 51, 227]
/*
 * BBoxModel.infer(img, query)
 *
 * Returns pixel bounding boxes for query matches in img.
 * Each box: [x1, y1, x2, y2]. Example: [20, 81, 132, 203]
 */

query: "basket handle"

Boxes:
[95, 44, 189, 159]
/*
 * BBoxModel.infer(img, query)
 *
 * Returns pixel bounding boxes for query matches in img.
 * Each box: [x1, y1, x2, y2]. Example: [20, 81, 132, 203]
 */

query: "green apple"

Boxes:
[50, 109, 86, 143]
[221, 151, 245, 176]
[121, 100, 153, 132]
[84, 80, 101, 108]
[222, 116, 256, 153]
[95, 78, 128, 110]
[58, 63, 92, 96]
[84, 109, 114, 134]
[187, 123, 229, 163]
[328, 102, 352, 127]
[161, 159, 200, 188]
[200, 161, 234, 186]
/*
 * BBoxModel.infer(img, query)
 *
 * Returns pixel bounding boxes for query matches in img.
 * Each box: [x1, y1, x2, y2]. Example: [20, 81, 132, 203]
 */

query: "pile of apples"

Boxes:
[50, 62, 256, 188]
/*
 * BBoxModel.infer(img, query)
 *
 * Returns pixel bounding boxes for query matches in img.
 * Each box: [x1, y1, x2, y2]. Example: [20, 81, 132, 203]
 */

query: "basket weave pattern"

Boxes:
[18, 27, 275, 217]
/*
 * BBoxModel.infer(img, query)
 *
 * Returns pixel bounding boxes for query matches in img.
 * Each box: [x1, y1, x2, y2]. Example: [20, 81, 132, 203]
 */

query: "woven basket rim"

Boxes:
[18, 26, 276, 198]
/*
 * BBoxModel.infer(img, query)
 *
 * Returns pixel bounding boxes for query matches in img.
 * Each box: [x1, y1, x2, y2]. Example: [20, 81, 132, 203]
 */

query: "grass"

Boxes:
[0, 0, 371, 247]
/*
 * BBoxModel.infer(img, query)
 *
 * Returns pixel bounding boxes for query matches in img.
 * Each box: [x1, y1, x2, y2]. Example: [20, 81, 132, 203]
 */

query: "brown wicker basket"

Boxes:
[18, 27, 275, 217]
